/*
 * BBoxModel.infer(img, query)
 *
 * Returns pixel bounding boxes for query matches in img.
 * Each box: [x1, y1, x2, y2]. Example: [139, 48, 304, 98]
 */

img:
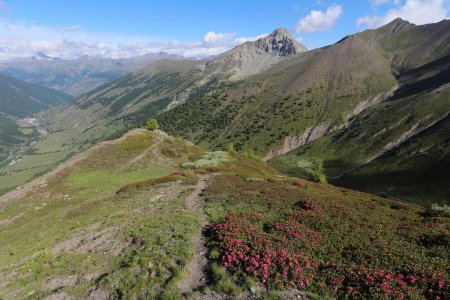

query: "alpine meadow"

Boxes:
[0, 1, 449, 299]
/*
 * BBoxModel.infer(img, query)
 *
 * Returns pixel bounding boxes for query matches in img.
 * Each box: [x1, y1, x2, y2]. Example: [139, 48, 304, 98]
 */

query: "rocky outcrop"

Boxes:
[207, 28, 307, 80]
[346, 85, 398, 121]
[250, 28, 307, 56]
[265, 85, 399, 161]
[264, 123, 334, 161]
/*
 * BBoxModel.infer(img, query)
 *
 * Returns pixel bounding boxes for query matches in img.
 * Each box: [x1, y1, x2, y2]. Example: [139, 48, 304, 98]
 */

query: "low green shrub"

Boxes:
[425, 204, 450, 218]
[296, 158, 327, 183]
[245, 176, 265, 183]
[182, 151, 229, 169]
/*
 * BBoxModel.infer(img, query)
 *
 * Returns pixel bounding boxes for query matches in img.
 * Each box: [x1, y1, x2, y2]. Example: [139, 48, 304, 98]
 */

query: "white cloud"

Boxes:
[0, 19, 268, 60]
[293, 4, 343, 33]
[358, 0, 449, 28]
[203, 31, 235, 44]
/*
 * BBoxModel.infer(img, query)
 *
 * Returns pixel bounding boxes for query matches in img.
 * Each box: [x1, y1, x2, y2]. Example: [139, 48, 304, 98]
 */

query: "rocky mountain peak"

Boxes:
[248, 27, 307, 56]
[378, 18, 414, 35]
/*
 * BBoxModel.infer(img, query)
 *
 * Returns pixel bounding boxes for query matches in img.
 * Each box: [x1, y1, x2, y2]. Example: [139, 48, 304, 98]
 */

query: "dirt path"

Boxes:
[178, 174, 212, 295]
[0, 129, 147, 206]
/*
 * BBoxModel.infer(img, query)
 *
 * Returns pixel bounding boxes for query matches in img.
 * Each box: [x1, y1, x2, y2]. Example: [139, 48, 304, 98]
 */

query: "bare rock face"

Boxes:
[264, 123, 334, 161]
[207, 28, 307, 79]
[250, 28, 307, 56]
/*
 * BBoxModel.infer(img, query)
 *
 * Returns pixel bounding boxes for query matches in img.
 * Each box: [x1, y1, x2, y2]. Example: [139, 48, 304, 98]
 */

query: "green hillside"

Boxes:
[159, 19, 450, 205]
[269, 20, 450, 206]
[0, 74, 69, 175]
[0, 74, 71, 117]
[0, 114, 38, 163]
[0, 129, 448, 299]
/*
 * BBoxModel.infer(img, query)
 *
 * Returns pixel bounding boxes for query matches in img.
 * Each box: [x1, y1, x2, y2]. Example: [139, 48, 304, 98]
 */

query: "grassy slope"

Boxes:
[0, 130, 204, 299]
[0, 60, 215, 194]
[334, 113, 450, 206]
[0, 74, 70, 169]
[157, 34, 396, 153]
[1, 130, 448, 299]
[0, 114, 38, 163]
[269, 21, 450, 206]
[269, 86, 450, 205]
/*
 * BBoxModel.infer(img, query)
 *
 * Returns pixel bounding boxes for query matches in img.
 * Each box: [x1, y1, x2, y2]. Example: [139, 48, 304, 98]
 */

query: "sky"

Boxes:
[0, 0, 449, 60]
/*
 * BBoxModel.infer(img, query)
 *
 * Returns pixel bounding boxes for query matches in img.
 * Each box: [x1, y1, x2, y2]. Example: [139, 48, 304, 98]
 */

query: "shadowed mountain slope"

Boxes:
[269, 19, 450, 205]
[0, 74, 70, 117]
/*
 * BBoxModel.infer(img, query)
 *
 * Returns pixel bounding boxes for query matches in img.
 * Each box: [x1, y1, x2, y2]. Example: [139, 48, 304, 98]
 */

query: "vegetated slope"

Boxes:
[0, 52, 182, 96]
[1, 130, 448, 299]
[0, 75, 69, 166]
[0, 74, 71, 117]
[0, 129, 204, 299]
[0, 28, 307, 194]
[157, 24, 401, 155]
[2, 20, 449, 204]
[202, 166, 449, 299]
[335, 114, 450, 206]
[270, 19, 450, 206]
[0, 114, 38, 163]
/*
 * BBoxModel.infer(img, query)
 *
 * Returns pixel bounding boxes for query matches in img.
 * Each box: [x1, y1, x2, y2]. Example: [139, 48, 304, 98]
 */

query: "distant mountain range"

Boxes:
[0, 52, 182, 96]
[1, 19, 449, 205]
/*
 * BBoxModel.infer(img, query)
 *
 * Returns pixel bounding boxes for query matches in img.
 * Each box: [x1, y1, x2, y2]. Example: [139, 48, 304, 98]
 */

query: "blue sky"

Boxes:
[0, 0, 449, 59]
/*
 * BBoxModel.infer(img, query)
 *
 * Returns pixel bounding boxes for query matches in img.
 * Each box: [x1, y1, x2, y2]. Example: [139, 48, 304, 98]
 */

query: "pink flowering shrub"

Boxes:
[324, 264, 450, 299]
[211, 212, 319, 288]
[203, 174, 449, 299]
[210, 209, 450, 299]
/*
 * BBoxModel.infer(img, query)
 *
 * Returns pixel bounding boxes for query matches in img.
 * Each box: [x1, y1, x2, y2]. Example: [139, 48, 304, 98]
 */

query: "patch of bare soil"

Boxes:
[52, 222, 130, 256]
[46, 292, 73, 300]
[82, 289, 110, 300]
[0, 212, 25, 227]
[44, 273, 103, 292]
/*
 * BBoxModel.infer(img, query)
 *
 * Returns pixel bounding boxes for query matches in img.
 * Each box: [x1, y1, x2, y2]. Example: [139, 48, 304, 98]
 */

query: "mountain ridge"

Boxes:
[1, 19, 449, 206]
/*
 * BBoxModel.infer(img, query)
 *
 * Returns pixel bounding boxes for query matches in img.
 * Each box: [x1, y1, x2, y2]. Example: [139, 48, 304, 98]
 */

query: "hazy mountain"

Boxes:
[0, 74, 70, 117]
[0, 52, 183, 96]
